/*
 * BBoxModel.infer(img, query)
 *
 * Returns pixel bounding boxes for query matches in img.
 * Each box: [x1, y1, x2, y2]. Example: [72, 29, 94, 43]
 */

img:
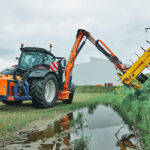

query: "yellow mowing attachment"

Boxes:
[116, 47, 150, 96]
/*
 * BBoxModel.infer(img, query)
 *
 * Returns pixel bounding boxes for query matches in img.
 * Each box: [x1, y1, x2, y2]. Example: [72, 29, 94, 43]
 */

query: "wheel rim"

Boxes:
[44, 80, 56, 103]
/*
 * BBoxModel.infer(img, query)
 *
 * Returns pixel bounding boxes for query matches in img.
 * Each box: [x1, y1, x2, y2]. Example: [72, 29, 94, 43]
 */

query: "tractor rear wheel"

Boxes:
[30, 74, 58, 108]
[2, 101, 22, 105]
[63, 83, 75, 104]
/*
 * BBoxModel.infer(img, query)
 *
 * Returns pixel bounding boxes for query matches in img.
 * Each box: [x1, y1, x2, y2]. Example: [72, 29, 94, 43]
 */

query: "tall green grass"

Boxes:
[117, 79, 150, 150]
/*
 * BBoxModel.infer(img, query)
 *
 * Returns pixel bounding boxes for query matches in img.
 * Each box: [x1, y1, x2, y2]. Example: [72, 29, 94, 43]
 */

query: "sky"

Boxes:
[0, 0, 150, 70]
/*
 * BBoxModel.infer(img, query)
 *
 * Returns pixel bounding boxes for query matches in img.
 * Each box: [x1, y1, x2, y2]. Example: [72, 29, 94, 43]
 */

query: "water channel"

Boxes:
[1, 105, 139, 150]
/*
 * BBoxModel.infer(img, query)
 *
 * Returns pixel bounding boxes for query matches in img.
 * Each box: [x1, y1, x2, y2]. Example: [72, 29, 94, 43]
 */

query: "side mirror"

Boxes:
[63, 59, 66, 67]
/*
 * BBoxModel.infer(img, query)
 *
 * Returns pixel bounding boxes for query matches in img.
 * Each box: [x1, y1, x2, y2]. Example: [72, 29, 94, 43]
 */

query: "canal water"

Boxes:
[1, 105, 139, 150]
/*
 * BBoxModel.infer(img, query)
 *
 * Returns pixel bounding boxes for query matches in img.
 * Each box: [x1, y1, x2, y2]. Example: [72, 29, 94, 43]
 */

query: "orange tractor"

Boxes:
[0, 29, 149, 108]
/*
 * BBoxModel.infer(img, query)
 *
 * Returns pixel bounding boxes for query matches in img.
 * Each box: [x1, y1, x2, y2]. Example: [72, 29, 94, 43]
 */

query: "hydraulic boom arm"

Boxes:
[63, 29, 127, 91]
[58, 29, 150, 100]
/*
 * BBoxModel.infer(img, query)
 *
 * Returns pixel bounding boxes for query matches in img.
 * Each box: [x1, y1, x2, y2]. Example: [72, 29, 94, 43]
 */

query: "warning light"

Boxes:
[49, 44, 53, 52]
[50, 44, 53, 48]
[21, 43, 24, 48]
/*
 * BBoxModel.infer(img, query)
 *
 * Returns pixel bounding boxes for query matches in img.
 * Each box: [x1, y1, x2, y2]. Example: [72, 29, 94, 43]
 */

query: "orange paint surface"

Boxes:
[96, 84, 103, 86]
[0, 75, 22, 96]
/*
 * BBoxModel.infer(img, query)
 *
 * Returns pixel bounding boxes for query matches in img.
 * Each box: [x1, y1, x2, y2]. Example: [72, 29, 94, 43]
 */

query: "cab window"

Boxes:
[19, 52, 43, 69]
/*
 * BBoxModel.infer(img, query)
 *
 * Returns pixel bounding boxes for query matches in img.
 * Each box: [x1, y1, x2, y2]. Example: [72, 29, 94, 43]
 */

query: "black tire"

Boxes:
[30, 74, 58, 108]
[63, 83, 75, 104]
[2, 101, 22, 105]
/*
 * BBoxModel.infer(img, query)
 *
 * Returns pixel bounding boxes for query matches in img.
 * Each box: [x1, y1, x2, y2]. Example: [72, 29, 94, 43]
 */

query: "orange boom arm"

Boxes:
[58, 29, 127, 100]
[63, 31, 85, 90]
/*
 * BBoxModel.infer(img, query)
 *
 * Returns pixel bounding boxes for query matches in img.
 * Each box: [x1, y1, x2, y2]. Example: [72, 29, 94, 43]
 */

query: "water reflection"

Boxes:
[14, 113, 73, 150]
[115, 126, 136, 150]
[3, 105, 140, 150]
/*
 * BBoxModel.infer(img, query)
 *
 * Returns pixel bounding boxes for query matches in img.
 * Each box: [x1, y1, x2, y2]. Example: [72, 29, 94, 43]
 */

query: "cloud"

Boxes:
[0, 0, 150, 71]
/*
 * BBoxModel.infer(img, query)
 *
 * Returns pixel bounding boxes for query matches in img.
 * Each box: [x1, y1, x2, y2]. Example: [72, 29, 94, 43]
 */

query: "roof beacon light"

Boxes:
[21, 43, 24, 48]
[49, 44, 53, 52]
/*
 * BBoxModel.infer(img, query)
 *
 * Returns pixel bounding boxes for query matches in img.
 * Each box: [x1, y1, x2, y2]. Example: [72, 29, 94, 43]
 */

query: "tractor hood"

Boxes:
[0, 66, 27, 78]
[0, 67, 18, 75]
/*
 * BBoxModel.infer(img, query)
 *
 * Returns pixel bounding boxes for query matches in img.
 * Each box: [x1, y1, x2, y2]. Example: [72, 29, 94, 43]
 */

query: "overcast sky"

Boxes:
[0, 0, 150, 70]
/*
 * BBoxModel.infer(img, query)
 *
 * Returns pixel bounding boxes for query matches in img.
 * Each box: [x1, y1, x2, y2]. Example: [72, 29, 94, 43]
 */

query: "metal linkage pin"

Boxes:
[135, 53, 140, 58]
[140, 47, 145, 52]
[146, 40, 150, 44]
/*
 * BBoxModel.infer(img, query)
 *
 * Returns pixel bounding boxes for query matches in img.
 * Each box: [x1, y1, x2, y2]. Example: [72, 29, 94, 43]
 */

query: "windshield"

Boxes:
[19, 52, 43, 69]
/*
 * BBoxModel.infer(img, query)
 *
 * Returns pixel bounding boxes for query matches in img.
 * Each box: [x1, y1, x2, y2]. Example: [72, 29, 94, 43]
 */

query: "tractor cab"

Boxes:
[19, 45, 55, 69]
[0, 43, 67, 107]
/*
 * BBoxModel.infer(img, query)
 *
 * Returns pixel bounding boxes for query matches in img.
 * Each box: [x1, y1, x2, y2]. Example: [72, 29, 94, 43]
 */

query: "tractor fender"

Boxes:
[28, 69, 57, 78]
[28, 70, 62, 88]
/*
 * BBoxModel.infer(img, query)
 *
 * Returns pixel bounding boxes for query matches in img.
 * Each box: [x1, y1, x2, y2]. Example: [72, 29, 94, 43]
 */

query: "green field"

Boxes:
[75, 85, 116, 93]
[0, 81, 150, 149]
